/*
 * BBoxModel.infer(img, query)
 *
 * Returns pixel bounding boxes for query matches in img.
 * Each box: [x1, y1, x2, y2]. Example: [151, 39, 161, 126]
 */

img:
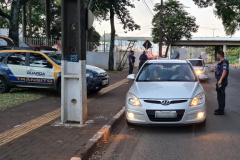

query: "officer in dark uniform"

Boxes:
[128, 50, 135, 74]
[215, 51, 229, 115]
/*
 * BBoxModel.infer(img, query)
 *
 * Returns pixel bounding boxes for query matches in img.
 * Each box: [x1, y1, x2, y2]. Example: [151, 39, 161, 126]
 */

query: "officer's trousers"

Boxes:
[129, 64, 133, 74]
[217, 79, 228, 111]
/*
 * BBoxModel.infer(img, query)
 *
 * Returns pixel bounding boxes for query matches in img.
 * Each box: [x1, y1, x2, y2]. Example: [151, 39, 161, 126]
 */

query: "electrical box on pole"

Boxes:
[61, 0, 90, 124]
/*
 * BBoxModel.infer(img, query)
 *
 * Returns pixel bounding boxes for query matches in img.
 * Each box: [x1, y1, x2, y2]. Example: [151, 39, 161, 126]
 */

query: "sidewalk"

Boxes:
[0, 69, 136, 160]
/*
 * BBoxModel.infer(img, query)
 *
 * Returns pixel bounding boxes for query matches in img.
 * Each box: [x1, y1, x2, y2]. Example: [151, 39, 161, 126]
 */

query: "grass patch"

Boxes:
[0, 88, 58, 110]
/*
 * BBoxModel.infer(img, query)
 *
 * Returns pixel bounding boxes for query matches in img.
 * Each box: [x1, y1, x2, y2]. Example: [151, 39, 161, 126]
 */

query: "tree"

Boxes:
[0, 0, 28, 46]
[192, 0, 240, 35]
[152, 0, 199, 54]
[205, 46, 215, 62]
[91, 0, 140, 70]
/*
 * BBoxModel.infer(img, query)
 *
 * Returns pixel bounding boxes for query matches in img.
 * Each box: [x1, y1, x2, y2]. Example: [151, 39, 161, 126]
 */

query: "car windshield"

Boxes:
[0, 52, 10, 63]
[188, 60, 203, 66]
[45, 53, 61, 65]
[137, 63, 197, 82]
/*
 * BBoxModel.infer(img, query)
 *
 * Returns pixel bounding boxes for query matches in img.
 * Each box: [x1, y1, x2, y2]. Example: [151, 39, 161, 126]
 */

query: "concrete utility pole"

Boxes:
[61, 0, 87, 124]
[159, 0, 163, 58]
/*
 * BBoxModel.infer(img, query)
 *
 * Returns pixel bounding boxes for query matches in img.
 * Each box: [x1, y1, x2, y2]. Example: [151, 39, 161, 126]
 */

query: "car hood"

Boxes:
[129, 81, 202, 99]
[192, 66, 204, 71]
[86, 65, 106, 74]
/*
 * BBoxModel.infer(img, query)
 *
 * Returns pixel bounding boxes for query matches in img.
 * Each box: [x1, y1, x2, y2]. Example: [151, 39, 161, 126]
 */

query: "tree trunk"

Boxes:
[45, 0, 51, 41]
[9, 0, 21, 46]
[165, 44, 170, 56]
[22, 3, 26, 38]
[87, 28, 93, 51]
[28, 0, 32, 37]
[108, 7, 115, 71]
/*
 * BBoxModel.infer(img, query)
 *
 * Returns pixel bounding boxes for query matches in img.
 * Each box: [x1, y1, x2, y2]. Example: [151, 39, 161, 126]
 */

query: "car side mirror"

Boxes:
[127, 74, 135, 80]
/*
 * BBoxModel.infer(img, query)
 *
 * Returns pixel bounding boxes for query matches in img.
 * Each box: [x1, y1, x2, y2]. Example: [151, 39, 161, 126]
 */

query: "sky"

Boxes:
[93, 0, 240, 38]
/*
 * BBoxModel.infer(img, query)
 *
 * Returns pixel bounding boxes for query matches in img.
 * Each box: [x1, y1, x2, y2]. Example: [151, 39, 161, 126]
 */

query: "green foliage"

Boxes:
[90, 0, 140, 32]
[193, 0, 240, 35]
[152, 0, 199, 45]
[0, 0, 11, 28]
[226, 47, 240, 64]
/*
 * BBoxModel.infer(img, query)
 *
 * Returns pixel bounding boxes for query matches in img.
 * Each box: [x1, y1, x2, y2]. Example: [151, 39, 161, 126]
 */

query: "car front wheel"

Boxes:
[0, 77, 10, 94]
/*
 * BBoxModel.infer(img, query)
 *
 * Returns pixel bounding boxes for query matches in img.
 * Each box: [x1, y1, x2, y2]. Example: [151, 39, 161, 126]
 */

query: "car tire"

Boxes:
[0, 77, 10, 94]
[91, 88, 102, 93]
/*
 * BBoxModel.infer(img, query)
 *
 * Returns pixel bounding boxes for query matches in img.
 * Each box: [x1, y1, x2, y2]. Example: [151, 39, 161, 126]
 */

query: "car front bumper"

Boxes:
[198, 74, 208, 80]
[87, 76, 109, 91]
[125, 99, 206, 125]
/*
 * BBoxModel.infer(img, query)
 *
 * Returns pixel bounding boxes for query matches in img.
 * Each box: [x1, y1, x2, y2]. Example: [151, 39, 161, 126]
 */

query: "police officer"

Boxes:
[215, 51, 229, 115]
[138, 51, 148, 71]
[128, 50, 135, 74]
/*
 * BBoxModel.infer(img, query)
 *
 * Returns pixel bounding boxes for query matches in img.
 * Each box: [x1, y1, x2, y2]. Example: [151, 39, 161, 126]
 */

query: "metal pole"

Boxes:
[104, 31, 106, 52]
[159, 0, 163, 58]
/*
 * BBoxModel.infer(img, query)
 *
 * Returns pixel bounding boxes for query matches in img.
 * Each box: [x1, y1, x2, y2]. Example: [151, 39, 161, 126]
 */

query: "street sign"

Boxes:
[143, 40, 152, 50]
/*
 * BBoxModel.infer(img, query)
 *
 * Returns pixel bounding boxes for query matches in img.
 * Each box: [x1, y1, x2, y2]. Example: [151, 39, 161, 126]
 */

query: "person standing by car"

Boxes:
[128, 50, 135, 74]
[138, 51, 148, 71]
[215, 51, 229, 115]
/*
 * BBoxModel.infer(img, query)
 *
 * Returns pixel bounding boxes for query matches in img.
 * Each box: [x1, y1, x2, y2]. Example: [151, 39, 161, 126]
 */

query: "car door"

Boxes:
[27, 52, 54, 86]
[6, 52, 27, 84]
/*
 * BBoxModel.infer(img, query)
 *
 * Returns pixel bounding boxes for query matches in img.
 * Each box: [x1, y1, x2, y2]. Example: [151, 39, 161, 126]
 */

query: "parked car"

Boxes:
[126, 59, 206, 126]
[187, 59, 208, 81]
[0, 49, 109, 93]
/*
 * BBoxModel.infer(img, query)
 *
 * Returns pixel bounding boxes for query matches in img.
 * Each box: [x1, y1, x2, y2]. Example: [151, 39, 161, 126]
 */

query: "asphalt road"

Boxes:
[90, 66, 240, 160]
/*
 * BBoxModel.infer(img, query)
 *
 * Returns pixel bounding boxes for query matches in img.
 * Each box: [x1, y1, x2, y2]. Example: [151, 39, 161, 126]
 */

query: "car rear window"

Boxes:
[0, 52, 10, 63]
[137, 63, 197, 82]
[188, 60, 203, 66]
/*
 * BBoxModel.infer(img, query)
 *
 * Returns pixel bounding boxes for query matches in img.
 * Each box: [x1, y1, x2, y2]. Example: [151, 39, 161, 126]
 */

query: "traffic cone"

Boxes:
[211, 65, 214, 72]
[234, 64, 237, 69]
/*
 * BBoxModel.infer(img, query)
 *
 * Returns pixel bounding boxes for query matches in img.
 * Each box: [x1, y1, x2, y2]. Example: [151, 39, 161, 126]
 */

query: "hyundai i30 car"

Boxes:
[187, 59, 208, 81]
[126, 59, 206, 125]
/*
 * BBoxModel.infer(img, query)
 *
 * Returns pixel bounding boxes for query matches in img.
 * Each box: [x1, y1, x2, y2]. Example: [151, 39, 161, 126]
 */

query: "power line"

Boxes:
[142, 0, 154, 16]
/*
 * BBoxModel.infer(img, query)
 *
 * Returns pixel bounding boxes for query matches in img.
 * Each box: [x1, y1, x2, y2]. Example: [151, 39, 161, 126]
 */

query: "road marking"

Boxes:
[0, 78, 129, 147]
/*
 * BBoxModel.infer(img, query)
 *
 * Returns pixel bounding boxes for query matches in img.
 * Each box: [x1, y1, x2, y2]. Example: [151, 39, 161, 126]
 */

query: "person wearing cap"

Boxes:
[128, 50, 135, 74]
[139, 51, 148, 71]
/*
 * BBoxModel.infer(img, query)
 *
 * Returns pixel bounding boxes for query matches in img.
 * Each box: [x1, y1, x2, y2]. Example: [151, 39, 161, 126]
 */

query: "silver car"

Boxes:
[187, 59, 208, 81]
[126, 60, 206, 126]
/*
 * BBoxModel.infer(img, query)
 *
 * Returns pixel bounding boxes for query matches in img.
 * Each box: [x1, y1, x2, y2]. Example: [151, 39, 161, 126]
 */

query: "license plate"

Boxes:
[155, 111, 177, 118]
[102, 79, 108, 85]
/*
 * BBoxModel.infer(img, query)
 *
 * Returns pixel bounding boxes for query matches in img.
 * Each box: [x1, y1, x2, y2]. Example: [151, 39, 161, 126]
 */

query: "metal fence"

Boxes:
[23, 37, 59, 46]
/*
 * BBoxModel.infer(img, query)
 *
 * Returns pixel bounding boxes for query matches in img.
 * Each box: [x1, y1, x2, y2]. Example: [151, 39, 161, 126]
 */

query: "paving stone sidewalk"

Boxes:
[0, 69, 135, 160]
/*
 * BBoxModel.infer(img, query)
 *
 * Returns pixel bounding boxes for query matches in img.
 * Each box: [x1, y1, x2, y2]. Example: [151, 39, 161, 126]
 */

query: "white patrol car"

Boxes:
[0, 49, 109, 93]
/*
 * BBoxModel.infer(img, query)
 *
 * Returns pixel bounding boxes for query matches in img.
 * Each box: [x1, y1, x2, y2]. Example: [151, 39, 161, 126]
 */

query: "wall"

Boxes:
[86, 51, 117, 70]
[86, 51, 142, 70]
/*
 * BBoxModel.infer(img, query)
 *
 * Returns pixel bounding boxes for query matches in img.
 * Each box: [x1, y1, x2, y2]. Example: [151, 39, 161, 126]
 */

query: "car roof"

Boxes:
[146, 59, 188, 64]
[186, 59, 203, 61]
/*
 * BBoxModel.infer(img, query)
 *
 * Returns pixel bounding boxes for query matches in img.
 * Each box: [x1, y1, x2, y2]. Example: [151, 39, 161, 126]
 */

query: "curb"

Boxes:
[71, 106, 126, 160]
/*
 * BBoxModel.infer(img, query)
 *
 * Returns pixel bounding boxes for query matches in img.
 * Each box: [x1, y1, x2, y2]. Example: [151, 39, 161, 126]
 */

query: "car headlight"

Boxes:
[127, 93, 141, 107]
[190, 92, 205, 106]
[196, 70, 203, 75]
[86, 73, 93, 78]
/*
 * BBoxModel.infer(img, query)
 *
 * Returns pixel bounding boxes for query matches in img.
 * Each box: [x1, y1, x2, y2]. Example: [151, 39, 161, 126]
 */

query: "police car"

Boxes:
[0, 49, 109, 93]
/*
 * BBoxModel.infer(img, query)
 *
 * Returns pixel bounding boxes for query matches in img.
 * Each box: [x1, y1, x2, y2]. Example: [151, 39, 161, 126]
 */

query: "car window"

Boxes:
[7, 52, 26, 65]
[29, 53, 52, 68]
[188, 60, 203, 66]
[137, 63, 196, 82]
[0, 52, 10, 63]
